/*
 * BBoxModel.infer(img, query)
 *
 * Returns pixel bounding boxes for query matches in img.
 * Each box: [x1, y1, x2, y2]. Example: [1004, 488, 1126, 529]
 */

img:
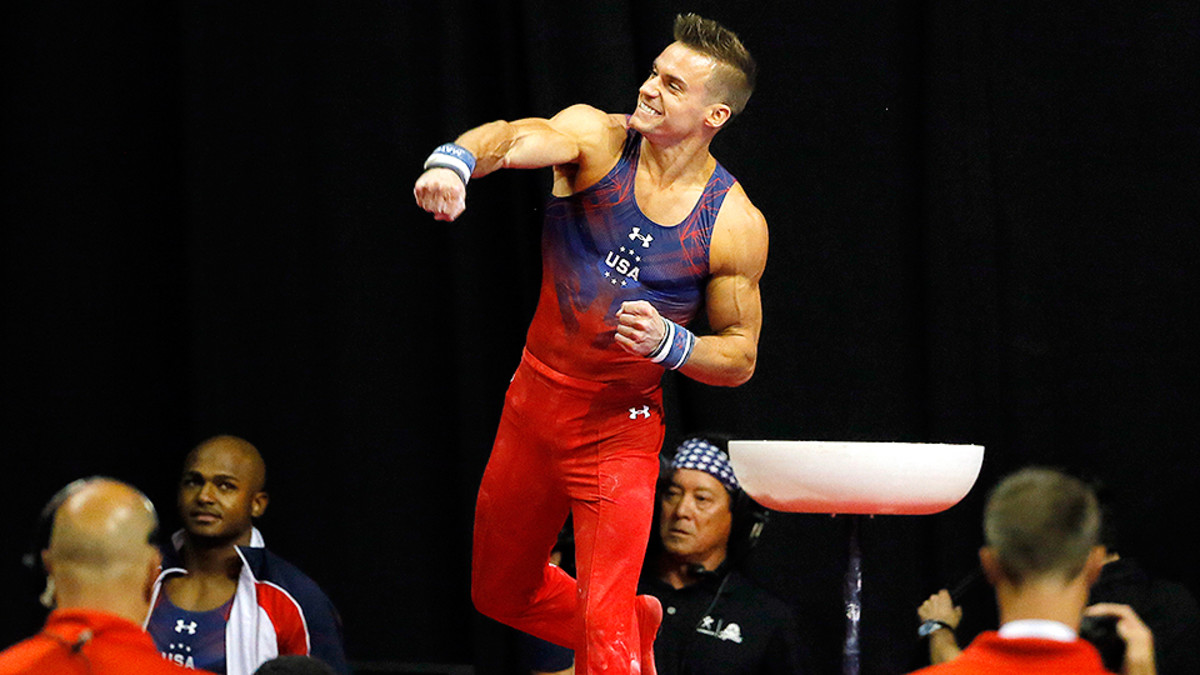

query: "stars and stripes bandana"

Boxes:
[670, 438, 739, 493]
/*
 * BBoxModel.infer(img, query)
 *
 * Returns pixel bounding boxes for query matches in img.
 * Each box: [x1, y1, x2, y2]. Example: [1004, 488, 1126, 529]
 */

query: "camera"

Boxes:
[1079, 614, 1124, 673]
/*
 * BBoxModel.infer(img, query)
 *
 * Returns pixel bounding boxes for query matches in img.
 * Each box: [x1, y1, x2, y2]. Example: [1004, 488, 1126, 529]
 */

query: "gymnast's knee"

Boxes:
[471, 570, 526, 621]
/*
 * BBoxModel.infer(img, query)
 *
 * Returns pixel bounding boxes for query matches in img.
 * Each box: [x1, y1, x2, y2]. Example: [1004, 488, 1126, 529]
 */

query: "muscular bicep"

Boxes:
[460, 104, 618, 176]
[705, 272, 763, 343]
[706, 196, 768, 339]
[496, 118, 582, 170]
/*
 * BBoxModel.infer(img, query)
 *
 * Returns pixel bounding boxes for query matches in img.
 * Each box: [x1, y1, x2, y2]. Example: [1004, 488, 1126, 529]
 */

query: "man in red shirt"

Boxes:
[0, 477, 191, 674]
[908, 467, 1155, 675]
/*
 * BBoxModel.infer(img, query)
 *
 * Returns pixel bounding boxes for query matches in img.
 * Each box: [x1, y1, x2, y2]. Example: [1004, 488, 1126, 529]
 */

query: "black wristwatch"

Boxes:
[918, 619, 954, 638]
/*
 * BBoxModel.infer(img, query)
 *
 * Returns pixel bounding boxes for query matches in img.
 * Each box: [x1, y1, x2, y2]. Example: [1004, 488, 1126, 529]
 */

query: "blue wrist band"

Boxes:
[647, 317, 696, 370]
[424, 143, 477, 185]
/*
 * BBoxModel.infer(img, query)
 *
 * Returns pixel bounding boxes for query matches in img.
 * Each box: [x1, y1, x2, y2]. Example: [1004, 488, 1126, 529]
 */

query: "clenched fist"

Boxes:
[615, 301, 666, 357]
[414, 168, 467, 222]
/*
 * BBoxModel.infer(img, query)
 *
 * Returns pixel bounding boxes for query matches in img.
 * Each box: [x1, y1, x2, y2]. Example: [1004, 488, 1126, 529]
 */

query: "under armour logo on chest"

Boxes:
[175, 620, 197, 635]
[629, 406, 651, 419]
[629, 227, 653, 248]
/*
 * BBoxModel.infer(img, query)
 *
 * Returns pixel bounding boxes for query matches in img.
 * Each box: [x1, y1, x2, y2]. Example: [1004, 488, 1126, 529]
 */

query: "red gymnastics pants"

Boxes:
[472, 349, 664, 675]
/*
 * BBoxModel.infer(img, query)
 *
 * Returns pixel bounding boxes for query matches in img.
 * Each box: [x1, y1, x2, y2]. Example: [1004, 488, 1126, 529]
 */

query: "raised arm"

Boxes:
[614, 185, 768, 387]
[413, 104, 622, 221]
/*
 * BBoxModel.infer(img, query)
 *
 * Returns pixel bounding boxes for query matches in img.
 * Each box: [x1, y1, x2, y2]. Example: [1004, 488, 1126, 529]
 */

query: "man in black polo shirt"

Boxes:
[639, 436, 804, 675]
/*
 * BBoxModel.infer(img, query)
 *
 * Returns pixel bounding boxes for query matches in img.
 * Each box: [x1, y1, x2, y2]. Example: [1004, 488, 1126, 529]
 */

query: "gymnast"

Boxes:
[414, 14, 767, 675]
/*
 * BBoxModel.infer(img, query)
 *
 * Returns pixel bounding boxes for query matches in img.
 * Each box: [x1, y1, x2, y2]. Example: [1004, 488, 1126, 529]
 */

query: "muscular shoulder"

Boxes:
[547, 104, 629, 189]
[547, 104, 624, 133]
[551, 104, 628, 161]
[710, 182, 768, 280]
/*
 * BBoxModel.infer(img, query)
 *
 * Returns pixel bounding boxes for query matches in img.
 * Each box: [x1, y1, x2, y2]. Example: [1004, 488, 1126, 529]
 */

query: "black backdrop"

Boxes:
[3, 2, 1198, 673]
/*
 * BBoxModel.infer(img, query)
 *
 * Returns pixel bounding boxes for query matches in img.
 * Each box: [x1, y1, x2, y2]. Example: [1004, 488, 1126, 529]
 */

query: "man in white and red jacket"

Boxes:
[144, 435, 347, 675]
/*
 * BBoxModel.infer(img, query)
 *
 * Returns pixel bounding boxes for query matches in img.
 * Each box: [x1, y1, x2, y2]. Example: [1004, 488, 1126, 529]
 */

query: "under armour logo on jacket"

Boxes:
[629, 406, 651, 419]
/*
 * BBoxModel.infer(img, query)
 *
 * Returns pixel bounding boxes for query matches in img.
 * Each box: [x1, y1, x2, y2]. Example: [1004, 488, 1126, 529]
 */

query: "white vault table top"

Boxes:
[727, 441, 984, 515]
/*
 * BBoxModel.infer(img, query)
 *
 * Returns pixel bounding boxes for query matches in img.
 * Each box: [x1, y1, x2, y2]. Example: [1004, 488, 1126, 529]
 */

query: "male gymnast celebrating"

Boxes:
[414, 14, 767, 675]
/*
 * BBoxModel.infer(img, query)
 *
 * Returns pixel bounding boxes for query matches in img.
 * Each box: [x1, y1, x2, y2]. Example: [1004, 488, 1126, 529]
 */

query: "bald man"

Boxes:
[145, 435, 348, 675]
[0, 478, 192, 674]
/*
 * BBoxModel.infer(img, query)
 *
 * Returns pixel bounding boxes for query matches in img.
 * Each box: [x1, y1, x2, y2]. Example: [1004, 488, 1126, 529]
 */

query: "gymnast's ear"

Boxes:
[705, 103, 732, 130]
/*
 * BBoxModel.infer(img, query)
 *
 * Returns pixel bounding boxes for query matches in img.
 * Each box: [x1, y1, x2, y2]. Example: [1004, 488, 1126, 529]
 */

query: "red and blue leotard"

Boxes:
[472, 126, 740, 675]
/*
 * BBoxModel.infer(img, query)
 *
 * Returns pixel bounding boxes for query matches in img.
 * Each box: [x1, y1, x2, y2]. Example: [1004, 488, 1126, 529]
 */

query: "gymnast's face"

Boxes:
[632, 42, 722, 138]
[659, 468, 733, 566]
